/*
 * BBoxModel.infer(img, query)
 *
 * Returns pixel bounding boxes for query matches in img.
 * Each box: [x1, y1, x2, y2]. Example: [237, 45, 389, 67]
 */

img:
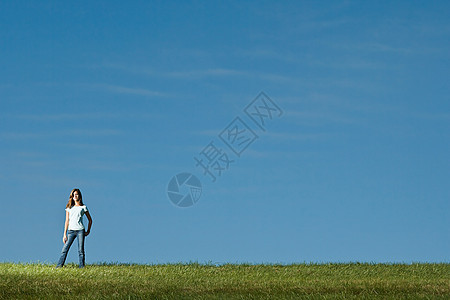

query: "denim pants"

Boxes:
[56, 229, 85, 268]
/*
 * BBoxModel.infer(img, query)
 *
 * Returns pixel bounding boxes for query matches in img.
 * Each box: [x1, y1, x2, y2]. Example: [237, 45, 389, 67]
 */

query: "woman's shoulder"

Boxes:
[66, 205, 87, 210]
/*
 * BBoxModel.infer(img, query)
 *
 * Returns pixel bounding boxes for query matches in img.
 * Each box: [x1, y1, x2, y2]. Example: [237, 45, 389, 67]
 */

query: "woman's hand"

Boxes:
[63, 235, 67, 244]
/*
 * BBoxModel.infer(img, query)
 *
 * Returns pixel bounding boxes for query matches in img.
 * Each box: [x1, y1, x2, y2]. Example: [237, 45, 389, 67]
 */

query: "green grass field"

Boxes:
[1, 262, 449, 299]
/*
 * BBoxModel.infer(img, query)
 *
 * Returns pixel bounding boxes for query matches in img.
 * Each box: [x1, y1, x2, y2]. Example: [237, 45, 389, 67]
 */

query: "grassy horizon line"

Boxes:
[2, 261, 449, 267]
[1, 262, 449, 299]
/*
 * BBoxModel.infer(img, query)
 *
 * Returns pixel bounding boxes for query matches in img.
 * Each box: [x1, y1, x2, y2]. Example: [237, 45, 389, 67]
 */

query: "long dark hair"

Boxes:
[66, 188, 84, 209]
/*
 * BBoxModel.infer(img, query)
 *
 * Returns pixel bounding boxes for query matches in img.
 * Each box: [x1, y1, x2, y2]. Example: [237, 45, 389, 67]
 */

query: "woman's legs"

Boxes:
[76, 230, 86, 268]
[56, 230, 77, 267]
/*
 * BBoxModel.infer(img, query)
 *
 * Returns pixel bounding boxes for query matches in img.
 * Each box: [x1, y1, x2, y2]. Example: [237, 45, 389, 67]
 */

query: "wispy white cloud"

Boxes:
[51, 142, 110, 150]
[2, 151, 154, 177]
[234, 48, 299, 63]
[97, 63, 302, 85]
[25, 81, 171, 98]
[191, 127, 331, 141]
[286, 110, 358, 125]
[263, 130, 333, 141]
[165, 68, 247, 79]
[102, 63, 219, 78]
[0, 129, 123, 140]
[84, 83, 168, 97]
[329, 40, 441, 56]
[74, 161, 152, 172]
[103, 65, 378, 90]
[5, 112, 159, 121]
[278, 93, 400, 114]
[97, 60, 395, 91]
[0, 169, 101, 188]
[366, 43, 415, 55]
[309, 57, 389, 70]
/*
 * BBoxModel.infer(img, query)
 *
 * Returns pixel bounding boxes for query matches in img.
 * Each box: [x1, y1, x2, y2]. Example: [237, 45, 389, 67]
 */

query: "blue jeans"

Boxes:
[56, 229, 86, 268]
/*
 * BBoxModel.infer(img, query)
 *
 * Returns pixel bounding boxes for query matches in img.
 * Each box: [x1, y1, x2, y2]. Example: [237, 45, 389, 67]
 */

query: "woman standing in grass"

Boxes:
[56, 188, 93, 268]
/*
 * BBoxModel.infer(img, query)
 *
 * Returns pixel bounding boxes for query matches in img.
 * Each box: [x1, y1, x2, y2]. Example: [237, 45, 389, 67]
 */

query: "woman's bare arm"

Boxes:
[85, 211, 93, 236]
[63, 210, 69, 243]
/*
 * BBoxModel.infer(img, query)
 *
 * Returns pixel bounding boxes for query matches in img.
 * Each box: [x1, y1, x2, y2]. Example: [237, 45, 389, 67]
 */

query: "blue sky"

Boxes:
[1, 1, 449, 264]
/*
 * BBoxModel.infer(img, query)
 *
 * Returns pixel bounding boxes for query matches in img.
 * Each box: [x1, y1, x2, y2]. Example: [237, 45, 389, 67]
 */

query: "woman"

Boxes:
[56, 188, 93, 268]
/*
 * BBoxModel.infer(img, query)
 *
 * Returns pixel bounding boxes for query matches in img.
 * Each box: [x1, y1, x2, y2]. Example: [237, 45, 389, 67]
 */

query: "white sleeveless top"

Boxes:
[65, 205, 88, 230]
